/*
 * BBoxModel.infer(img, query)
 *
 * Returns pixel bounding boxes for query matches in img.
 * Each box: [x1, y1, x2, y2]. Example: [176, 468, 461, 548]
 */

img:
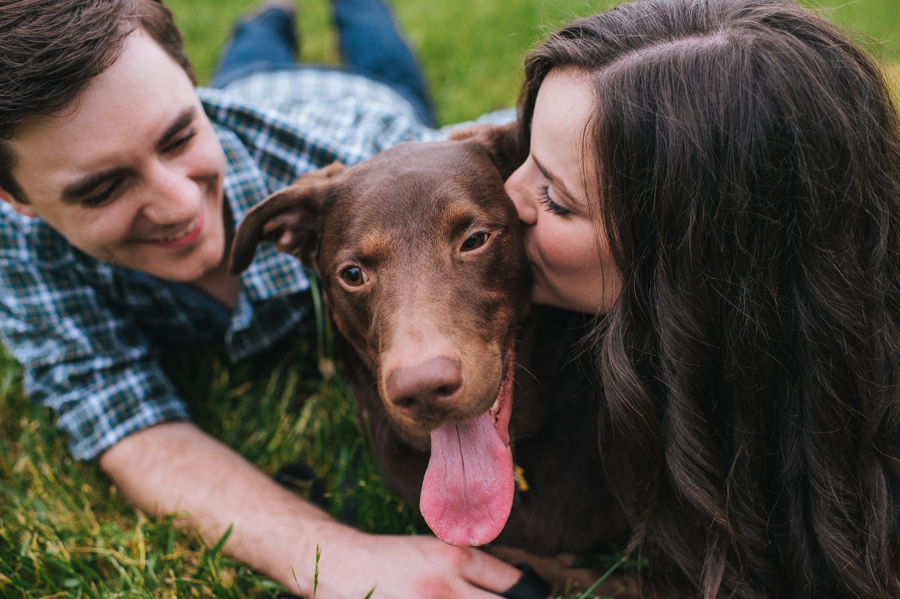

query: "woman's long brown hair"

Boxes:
[520, 0, 900, 596]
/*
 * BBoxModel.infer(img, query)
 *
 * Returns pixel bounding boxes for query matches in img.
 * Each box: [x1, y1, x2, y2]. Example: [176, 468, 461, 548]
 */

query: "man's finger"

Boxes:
[459, 548, 524, 595]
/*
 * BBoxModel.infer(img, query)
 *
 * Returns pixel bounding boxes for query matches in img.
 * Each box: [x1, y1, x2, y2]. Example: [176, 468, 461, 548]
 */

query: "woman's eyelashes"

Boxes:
[539, 186, 572, 216]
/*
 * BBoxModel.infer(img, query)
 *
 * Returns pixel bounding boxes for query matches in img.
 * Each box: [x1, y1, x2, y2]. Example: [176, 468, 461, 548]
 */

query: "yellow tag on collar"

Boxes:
[514, 464, 529, 492]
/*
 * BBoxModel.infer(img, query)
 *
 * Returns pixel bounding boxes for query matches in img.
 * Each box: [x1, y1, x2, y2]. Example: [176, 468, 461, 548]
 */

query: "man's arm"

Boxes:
[100, 421, 521, 599]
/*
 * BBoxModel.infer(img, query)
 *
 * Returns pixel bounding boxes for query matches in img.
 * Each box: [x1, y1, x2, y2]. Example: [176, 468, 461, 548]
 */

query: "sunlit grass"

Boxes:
[0, 336, 424, 598]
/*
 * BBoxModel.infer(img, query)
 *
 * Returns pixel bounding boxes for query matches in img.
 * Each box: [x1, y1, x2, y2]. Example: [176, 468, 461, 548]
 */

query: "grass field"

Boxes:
[3, 0, 900, 597]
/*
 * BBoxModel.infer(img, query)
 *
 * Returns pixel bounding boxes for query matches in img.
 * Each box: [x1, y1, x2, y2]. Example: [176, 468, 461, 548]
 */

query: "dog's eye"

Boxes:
[461, 233, 488, 252]
[341, 266, 369, 287]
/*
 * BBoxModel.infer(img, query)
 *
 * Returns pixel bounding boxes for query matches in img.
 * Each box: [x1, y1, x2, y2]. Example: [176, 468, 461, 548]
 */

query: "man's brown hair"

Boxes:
[0, 0, 194, 201]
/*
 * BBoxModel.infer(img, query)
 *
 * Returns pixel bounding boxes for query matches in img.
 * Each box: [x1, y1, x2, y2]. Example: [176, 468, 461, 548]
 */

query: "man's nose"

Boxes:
[140, 161, 199, 223]
[504, 163, 537, 226]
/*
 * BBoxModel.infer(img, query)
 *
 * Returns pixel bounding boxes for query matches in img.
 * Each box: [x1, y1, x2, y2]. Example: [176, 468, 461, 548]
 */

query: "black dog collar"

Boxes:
[500, 563, 552, 599]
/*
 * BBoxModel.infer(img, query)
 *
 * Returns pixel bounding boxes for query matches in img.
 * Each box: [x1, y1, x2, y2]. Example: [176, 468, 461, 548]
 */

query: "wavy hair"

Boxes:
[521, 0, 900, 597]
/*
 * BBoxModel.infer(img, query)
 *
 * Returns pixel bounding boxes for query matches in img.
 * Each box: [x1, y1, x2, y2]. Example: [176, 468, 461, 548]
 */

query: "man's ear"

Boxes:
[448, 120, 526, 180]
[0, 187, 38, 218]
[229, 161, 345, 274]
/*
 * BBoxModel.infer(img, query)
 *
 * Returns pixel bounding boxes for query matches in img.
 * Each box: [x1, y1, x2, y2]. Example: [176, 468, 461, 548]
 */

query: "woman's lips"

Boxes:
[151, 210, 204, 249]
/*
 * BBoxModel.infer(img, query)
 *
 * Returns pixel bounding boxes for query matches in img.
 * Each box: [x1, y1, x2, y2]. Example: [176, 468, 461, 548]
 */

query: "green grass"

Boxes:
[3, 0, 900, 597]
[168, 0, 619, 125]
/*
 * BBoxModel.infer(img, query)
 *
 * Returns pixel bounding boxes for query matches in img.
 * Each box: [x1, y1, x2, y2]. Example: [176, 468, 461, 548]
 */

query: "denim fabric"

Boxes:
[211, 0, 435, 126]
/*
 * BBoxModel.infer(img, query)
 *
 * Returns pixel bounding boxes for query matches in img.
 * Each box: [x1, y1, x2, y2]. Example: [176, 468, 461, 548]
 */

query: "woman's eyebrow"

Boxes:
[532, 154, 576, 202]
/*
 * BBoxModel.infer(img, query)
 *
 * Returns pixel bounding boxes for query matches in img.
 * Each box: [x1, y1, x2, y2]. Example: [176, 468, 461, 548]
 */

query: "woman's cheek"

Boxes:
[539, 221, 589, 274]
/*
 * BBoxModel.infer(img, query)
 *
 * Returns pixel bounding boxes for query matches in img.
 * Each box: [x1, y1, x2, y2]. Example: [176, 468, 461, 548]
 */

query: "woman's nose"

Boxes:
[504, 162, 538, 225]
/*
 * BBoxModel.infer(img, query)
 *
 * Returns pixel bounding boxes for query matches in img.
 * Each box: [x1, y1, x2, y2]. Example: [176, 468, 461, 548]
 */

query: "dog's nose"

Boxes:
[385, 357, 463, 419]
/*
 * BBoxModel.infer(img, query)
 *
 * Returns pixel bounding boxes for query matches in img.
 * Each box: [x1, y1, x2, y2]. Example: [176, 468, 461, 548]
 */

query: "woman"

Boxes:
[504, 0, 900, 597]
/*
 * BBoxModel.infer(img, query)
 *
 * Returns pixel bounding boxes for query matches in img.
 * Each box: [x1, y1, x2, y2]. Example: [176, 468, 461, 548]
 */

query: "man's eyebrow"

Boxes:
[156, 107, 197, 151]
[59, 108, 197, 203]
[60, 168, 129, 203]
[532, 154, 576, 202]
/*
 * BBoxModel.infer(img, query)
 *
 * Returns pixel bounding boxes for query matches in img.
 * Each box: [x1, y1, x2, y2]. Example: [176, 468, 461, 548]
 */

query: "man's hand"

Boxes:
[314, 526, 522, 599]
[100, 421, 521, 598]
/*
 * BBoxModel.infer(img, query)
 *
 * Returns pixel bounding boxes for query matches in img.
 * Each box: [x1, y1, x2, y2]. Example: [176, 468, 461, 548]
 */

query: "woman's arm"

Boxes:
[100, 420, 521, 599]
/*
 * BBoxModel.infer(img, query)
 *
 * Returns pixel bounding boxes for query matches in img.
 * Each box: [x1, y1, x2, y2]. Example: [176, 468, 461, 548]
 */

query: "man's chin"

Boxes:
[129, 252, 224, 284]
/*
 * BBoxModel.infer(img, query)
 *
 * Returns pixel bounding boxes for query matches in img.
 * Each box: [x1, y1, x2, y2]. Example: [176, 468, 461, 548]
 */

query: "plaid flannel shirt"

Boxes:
[0, 68, 448, 460]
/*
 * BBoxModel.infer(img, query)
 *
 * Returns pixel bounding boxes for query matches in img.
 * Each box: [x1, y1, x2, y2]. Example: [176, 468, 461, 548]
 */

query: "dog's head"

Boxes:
[230, 122, 530, 546]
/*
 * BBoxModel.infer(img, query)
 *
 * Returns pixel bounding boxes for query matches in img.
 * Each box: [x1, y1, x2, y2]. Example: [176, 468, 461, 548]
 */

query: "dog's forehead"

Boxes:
[330, 140, 507, 225]
[352, 140, 495, 189]
[317, 140, 514, 264]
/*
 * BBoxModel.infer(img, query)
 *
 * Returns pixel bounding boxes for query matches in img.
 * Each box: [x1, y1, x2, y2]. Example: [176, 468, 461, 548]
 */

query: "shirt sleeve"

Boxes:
[0, 219, 188, 461]
[200, 71, 442, 195]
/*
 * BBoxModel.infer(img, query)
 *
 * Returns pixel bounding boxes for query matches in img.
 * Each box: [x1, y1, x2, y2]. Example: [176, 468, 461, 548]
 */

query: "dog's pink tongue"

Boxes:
[420, 413, 514, 546]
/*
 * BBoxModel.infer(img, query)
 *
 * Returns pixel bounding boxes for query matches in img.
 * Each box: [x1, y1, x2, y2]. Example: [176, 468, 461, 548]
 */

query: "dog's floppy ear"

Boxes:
[229, 161, 345, 274]
[448, 120, 525, 180]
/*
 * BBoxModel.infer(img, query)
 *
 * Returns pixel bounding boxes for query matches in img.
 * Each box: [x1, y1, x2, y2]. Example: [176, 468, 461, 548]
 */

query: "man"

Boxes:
[0, 1, 521, 596]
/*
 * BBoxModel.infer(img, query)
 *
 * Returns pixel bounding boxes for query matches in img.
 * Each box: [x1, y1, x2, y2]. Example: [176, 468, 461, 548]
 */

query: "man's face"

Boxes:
[0, 30, 228, 283]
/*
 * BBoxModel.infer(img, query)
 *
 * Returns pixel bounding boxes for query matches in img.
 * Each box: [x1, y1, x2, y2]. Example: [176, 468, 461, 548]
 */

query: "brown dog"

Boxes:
[229, 123, 630, 591]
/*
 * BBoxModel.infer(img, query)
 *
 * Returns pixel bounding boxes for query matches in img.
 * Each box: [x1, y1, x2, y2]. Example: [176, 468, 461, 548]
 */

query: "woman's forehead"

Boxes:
[530, 69, 595, 204]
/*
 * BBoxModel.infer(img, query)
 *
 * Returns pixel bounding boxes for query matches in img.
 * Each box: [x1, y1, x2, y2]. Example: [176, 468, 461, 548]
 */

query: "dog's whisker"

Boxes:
[515, 363, 540, 386]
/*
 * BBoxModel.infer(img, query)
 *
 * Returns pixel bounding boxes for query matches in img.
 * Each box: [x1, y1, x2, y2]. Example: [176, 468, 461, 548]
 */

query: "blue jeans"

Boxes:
[211, 0, 436, 127]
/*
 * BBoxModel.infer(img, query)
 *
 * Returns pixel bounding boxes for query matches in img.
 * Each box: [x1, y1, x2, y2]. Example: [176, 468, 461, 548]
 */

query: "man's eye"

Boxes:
[82, 178, 124, 208]
[165, 127, 196, 153]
